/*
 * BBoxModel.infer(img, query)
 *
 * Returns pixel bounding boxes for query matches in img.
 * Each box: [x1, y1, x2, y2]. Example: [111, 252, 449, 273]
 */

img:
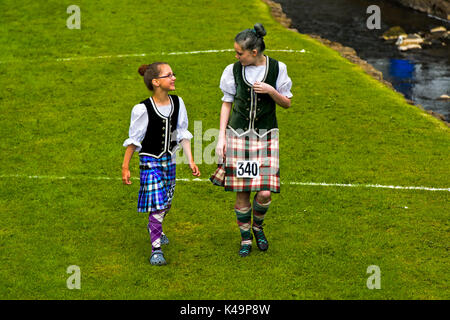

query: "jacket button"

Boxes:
[246, 118, 249, 120]
[255, 118, 258, 121]
[257, 98, 261, 101]
[247, 98, 250, 101]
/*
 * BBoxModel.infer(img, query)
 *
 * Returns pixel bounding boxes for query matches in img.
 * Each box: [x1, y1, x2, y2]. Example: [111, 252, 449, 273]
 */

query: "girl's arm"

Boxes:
[122, 144, 136, 184]
[181, 139, 200, 176]
[176, 97, 200, 176]
[216, 101, 232, 163]
[252, 81, 291, 109]
[122, 103, 148, 185]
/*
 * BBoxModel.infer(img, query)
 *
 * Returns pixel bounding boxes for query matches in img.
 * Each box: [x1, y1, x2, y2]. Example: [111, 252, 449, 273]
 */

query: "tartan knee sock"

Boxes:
[148, 210, 166, 251]
[235, 206, 252, 245]
[252, 197, 271, 231]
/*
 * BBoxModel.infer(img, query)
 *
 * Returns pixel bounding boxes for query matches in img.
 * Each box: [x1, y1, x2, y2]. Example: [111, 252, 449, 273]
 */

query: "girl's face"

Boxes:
[234, 42, 258, 66]
[154, 64, 176, 91]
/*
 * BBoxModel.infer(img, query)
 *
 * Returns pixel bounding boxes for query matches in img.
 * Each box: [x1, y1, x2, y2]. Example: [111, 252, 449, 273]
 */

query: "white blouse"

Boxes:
[123, 96, 193, 152]
[220, 60, 293, 102]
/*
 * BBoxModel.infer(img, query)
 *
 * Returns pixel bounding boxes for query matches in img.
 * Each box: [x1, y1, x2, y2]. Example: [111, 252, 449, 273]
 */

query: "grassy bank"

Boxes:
[0, 0, 448, 299]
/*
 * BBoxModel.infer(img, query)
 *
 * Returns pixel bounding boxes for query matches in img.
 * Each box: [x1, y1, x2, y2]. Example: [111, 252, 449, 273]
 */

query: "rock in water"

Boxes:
[406, 34, 424, 43]
[383, 26, 408, 40]
[398, 43, 422, 51]
[437, 94, 450, 100]
[431, 26, 447, 33]
[430, 26, 448, 39]
[397, 34, 424, 50]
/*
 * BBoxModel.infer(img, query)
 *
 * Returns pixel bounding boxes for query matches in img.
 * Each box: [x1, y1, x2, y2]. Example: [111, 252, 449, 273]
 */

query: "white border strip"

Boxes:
[0, 49, 306, 64]
[0, 174, 448, 192]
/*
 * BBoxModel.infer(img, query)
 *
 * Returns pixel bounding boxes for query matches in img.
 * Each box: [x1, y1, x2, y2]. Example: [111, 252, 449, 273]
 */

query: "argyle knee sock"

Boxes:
[161, 209, 169, 237]
[148, 210, 166, 251]
[235, 206, 252, 245]
[252, 197, 271, 231]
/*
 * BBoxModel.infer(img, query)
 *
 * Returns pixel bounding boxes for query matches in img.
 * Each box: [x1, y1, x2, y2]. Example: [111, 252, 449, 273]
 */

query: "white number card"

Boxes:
[236, 161, 260, 178]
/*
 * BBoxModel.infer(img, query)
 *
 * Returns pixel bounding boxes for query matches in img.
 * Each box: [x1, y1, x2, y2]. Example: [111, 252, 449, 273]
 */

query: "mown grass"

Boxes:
[0, 0, 449, 299]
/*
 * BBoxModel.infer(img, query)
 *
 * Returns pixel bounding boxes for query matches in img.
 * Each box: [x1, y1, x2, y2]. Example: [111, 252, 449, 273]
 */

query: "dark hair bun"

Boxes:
[138, 64, 148, 76]
[254, 23, 266, 38]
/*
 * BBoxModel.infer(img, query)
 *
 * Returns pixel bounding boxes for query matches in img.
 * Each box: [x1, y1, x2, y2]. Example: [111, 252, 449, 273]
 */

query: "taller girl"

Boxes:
[210, 23, 292, 257]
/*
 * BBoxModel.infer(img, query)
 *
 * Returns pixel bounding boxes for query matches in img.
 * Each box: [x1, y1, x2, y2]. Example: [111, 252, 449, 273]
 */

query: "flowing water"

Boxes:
[276, 0, 450, 121]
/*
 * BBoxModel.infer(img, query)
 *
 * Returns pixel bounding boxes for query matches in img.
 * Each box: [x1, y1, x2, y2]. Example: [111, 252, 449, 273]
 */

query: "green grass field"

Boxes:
[0, 0, 449, 299]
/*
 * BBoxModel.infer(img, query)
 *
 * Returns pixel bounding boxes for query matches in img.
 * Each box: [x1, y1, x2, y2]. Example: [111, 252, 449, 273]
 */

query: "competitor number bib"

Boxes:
[236, 161, 260, 178]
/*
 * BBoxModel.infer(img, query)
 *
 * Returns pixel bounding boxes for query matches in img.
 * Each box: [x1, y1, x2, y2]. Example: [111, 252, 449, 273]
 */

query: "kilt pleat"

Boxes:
[138, 154, 176, 213]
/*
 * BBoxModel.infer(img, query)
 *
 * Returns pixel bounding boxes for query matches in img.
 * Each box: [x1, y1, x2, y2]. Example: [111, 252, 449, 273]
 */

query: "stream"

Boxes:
[276, 0, 450, 121]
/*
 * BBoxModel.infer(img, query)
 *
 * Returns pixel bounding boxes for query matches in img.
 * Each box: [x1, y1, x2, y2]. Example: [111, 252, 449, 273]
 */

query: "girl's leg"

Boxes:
[160, 208, 170, 245]
[146, 207, 169, 245]
[253, 191, 271, 230]
[252, 191, 271, 251]
[236, 191, 251, 208]
[160, 183, 175, 243]
[148, 209, 168, 265]
[235, 191, 252, 257]
[148, 209, 166, 251]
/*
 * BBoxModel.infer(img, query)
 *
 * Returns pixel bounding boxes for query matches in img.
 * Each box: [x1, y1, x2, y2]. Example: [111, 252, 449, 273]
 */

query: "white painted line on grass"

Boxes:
[56, 49, 306, 61]
[0, 174, 448, 192]
[0, 49, 306, 64]
[287, 181, 450, 192]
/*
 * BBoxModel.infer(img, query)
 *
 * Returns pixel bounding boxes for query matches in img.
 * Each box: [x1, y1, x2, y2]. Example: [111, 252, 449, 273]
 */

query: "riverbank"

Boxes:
[389, 0, 450, 20]
[262, 0, 449, 125]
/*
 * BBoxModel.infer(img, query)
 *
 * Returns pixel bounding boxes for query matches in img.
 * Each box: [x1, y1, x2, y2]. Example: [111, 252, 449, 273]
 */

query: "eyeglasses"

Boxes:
[156, 73, 176, 79]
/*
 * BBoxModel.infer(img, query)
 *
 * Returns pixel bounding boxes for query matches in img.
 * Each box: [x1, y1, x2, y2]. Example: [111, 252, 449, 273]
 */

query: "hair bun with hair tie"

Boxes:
[253, 23, 266, 38]
[252, 29, 261, 38]
[138, 64, 149, 76]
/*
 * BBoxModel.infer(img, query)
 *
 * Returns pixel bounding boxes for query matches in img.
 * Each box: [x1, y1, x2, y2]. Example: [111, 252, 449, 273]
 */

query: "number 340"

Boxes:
[236, 161, 259, 178]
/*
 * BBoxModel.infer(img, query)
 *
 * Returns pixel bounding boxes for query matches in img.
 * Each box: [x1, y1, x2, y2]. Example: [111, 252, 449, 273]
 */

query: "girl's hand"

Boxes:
[122, 167, 132, 185]
[189, 162, 201, 177]
[253, 81, 275, 95]
[215, 137, 227, 164]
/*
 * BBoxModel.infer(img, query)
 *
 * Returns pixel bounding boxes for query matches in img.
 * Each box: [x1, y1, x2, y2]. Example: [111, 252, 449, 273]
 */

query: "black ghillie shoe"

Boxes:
[239, 244, 252, 257]
[253, 227, 269, 251]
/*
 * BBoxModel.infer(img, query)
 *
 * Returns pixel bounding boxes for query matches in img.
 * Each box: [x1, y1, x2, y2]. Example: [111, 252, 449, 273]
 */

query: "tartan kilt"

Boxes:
[210, 129, 280, 193]
[137, 154, 176, 213]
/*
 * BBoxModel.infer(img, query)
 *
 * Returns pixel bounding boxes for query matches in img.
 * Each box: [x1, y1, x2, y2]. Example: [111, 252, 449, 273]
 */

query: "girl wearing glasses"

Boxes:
[122, 62, 200, 266]
[210, 23, 292, 257]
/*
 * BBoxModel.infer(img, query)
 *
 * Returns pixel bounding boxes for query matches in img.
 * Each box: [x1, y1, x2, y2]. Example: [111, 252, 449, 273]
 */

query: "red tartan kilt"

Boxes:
[210, 129, 280, 193]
